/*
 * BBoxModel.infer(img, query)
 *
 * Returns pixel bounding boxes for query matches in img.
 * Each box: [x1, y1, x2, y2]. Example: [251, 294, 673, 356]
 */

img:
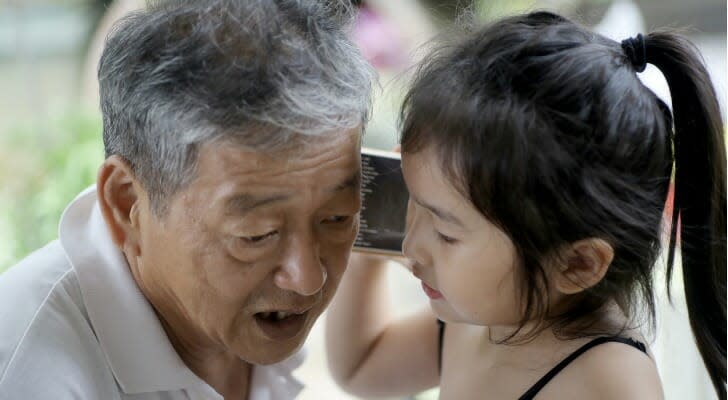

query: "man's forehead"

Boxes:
[277, 127, 363, 159]
[218, 125, 362, 152]
[187, 128, 362, 208]
[219, 172, 360, 217]
[206, 126, 360, 161]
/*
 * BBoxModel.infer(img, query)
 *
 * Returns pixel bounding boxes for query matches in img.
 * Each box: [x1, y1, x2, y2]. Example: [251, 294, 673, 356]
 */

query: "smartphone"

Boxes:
[354, 148, 409, 255]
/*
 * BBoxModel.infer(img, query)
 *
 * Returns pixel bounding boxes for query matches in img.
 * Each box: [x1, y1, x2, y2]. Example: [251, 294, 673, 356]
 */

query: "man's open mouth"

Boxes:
[256, 311, 299, 321]
[254, 310, 309, 341]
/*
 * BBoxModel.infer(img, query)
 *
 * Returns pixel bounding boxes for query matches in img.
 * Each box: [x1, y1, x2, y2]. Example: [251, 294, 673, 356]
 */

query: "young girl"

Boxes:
[326, 11, 725, 400]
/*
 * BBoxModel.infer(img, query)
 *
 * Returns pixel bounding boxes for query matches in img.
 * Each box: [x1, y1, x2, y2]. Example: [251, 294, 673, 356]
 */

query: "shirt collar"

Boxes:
[59, 186, 305, 398]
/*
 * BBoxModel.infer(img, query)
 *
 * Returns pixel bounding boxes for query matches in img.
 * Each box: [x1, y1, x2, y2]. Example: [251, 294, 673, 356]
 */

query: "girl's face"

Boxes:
[401, 147, 522, 326]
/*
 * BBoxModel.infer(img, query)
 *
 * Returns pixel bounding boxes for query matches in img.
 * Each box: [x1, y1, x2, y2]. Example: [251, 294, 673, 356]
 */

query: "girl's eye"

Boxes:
[436, 231, 458, 245]
[241, 231, 278, 244]
[322, 215, 350, 224]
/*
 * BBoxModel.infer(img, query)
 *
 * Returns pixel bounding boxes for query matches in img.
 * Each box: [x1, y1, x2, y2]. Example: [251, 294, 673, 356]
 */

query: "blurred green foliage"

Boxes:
[0, 109, 104, 272]
[477, 0, 539, 20]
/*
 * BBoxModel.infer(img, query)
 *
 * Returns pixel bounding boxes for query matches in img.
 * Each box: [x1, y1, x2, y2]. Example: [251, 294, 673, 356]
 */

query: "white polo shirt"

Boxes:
[0, 187, 305, 400]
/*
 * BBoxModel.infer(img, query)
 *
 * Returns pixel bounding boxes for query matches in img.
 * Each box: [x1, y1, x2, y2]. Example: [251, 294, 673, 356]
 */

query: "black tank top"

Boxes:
[435, 320, 648, 399]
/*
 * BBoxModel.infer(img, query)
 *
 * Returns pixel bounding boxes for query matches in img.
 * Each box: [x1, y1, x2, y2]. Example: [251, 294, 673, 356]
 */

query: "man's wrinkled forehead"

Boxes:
[217, 124, 363, 156]
[193, 127, 361, 208]
[223, 173, 360, 217]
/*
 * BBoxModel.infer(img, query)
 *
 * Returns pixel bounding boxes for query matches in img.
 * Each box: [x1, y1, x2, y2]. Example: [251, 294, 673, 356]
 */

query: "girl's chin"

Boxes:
[430, 305, 506, 327]
[430, 303, 467, 324]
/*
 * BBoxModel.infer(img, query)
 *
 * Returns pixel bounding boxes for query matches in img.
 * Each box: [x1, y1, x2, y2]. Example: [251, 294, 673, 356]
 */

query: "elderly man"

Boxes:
[0, 1, 373, 399]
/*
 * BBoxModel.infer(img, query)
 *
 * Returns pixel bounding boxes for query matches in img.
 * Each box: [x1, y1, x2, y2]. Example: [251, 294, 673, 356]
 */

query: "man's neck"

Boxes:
[157, 311, 253, 399]
[188, 354, 253, 400]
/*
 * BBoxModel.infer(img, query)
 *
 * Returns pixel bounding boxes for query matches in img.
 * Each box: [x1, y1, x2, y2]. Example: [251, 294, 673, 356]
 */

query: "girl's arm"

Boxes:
[325, 251, 440, 397]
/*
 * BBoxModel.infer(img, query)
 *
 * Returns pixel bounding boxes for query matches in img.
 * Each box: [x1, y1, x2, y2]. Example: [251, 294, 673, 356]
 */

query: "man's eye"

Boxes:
[322, 215, 350, 224]
[241, 231, 278, 244]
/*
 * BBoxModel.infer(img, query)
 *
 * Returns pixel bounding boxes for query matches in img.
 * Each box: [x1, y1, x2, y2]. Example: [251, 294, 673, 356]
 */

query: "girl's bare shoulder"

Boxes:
[539, 338, 664, 400]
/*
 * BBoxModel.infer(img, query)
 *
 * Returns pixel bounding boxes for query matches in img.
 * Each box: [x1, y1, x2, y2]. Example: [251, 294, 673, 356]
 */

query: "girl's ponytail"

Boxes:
[644, 31, 726, 399]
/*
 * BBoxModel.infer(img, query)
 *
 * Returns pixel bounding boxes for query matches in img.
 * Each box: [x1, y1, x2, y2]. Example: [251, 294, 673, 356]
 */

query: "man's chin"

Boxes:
[229, 308, 320, 364]
[238, 339, 305, 365]
[234, 324, 311, 365]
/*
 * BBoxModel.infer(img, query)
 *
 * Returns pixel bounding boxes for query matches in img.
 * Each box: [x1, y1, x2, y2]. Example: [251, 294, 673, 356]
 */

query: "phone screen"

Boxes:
[354, 148, 408, 255]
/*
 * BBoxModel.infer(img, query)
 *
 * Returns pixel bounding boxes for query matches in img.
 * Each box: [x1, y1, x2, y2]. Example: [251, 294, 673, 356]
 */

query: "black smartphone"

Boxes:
[354, 148, 408, 255]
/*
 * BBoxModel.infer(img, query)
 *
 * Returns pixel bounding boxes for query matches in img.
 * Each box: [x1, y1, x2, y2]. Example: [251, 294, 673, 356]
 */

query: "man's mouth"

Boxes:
[256, 311, 300, 321]
[254, 309, 311, 341]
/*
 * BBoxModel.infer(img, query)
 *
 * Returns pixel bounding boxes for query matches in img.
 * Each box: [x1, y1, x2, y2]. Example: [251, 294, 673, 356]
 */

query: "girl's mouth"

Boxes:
[421, 281, 443, 300]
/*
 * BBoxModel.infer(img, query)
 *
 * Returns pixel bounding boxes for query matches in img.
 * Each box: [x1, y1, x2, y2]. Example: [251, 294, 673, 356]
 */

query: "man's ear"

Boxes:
[552, 238, 614, 295]
[96, 155, 145, 252]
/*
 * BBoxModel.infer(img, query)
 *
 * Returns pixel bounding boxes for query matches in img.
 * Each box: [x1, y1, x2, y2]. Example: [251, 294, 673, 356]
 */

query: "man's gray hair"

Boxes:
[98, 0, 374, 214]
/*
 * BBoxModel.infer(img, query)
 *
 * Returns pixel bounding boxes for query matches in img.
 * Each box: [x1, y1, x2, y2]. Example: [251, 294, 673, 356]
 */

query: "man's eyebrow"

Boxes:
[329, 172, 361, 192]
[412, 196, 464, 227]
[225, 193, 291, 215]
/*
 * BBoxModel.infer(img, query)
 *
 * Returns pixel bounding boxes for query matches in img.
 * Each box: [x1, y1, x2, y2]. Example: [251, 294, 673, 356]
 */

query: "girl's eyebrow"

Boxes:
[411, 195, 464, 228]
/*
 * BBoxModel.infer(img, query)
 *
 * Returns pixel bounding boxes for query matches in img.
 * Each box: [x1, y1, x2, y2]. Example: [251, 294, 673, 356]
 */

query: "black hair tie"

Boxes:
[621, 33, 647, 72]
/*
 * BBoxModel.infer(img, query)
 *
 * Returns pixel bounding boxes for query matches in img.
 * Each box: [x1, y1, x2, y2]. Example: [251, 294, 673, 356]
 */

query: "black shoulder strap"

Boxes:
[437, 319, 446, 375]
[518, 336, 648, 400]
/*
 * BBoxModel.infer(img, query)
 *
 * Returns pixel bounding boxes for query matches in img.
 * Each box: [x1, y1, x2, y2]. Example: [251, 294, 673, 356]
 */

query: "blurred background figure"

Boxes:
[0, 1, 724, 399]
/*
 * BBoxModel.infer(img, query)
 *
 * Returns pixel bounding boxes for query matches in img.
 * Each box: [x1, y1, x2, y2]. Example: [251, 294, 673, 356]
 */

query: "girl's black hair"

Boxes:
[400, 11, 725, 398]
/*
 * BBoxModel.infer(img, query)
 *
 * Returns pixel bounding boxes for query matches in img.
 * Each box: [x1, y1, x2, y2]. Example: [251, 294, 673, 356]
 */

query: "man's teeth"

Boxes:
[259, 311, 297, 321]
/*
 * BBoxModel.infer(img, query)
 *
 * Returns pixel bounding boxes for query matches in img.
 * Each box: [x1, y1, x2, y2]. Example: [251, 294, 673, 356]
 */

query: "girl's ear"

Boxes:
[552, 238, 614, 295]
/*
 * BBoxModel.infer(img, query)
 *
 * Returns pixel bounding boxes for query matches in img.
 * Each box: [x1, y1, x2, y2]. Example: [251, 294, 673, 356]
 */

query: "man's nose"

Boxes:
[274, 234, 327, 296]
